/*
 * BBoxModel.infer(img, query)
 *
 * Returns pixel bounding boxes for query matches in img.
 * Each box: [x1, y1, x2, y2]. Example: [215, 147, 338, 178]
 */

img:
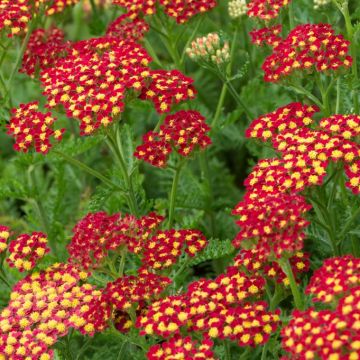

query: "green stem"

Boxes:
[212, 84, 227, 128]
[118, 248, 127, 277]
[223, 78, 254, 121]
[335, 0, 359, 113]
[261, 343, 268, 360]
[54, 150, 125, 193]
[278, 258, 304, 310]
[4, 24, 33, 104]
[180, 17, 204, 64]
[336, 77, 341, 113]
[225, 341, 231, 360]
[0, 268, 11, 289]
[168, 162, 184, 228]
[288, 1, 295, 28]
[106, 129, 138, 216]
[199, 151, 216, 236]
[288, 84, 324, 110]
[143, 38, 164, 68]
[89, 0, 98, 14]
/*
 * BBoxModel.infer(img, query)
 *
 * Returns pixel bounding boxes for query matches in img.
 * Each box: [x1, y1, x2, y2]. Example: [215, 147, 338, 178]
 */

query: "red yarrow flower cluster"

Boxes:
[45, 0, 80, 15]
[40, 36, 198, 136]
[262, 24, 352, 82]
[232, 158, 312, 258]
[250, 25, 282, 48]
[0, 263, 108, 360]
[160, 0, 217, 24]
[106, 13, 149, 40]
[140, 70, 196, 113]
[68, 211, 164, 270]
[41, 37, 151, 135]
[138, 265, 280, 348]
[148, 336, 217, 360]
[282, 257, 360, 359]
[134, 110, 211, 167]
[0, 0, 30, 37]
[6, 102, 65, 154]
[6, 232, 50, 272]
[0, 226, 10, 254]
[140, 229, 207, 270]
[21, 27, 69, 76]
[104, 272, 171, 311]
[112, 0, 217, 23]
[0, 0, 79, 37]
[282, 289, 360, 360]
[234, 249, 310, 287]
[247, 103, 360, 194]
[247, 0, 290, 20]
[306, 255, 360, 303]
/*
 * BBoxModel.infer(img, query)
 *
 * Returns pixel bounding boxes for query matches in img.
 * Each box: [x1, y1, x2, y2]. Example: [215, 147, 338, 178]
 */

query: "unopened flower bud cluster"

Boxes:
[186, 33, 230, 65]
[313, 0, 330, 9]
[228, 0, 247, 18]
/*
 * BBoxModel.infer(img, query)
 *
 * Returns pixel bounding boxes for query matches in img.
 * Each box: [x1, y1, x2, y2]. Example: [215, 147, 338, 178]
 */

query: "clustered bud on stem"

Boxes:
[186, 33, 230, 65]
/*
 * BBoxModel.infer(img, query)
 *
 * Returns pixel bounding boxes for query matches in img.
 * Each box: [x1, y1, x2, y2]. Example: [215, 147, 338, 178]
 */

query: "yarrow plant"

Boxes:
[0, 0, 359, 359]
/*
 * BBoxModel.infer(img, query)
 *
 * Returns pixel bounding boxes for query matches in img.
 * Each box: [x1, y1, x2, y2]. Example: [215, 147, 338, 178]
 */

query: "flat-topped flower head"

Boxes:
[140, 229, 207, 270]
[45, 0, 80, 15]
[21, 27, 69, 76]
[148, 336, 216, 359]
[0, 0, 30, 37]
[306, 255, 360, 303]
[246, 102, 319, 142]
[262, 24, 352, 82]
[250, 25, 283, 48]
[104, 272, 171, 311]
[6, 102, 65, 154]
[247, 0, 290, 21]
[159, 0, 217, 23]
[141, 70, 197, 113]
[68, 211, 164, 270]
[0, 0, 79, 37]
[7, 232, 50, 272]
[282, 287, 360, 360]
[0, 226, 10, 253]
[106, 13, 149, 40]
[0, 263, 107, 359]
[186, 32, 230, 65]
[112, 0, 217, 23]
[232, 158, 312, 258]
[135, 110, 211, 167]
[234, 249, 310, 286]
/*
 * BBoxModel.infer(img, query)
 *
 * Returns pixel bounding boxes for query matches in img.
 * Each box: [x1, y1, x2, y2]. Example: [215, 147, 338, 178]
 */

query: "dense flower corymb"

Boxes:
[6, 102, 65, 154]
[68, 211, 163, 270]
[6, 232, 50, 272]
[262, 23, 352, 82]
[135, 110, 211, 167]
[306, 255, 360, 303]
[112, 0, 217, 23]
[0, 226, 10, 253]
[21, 27, 69, 76]
[250, 25, 282, 48]
[282, 287, 360, 360]
[0, 263, 108, 360]
[147, 336, 217, 359]
[247, 0, 290, 20]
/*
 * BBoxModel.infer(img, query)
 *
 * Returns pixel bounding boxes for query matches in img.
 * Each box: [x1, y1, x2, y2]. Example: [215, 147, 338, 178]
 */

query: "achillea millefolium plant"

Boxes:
[0, 0, 359, 359]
